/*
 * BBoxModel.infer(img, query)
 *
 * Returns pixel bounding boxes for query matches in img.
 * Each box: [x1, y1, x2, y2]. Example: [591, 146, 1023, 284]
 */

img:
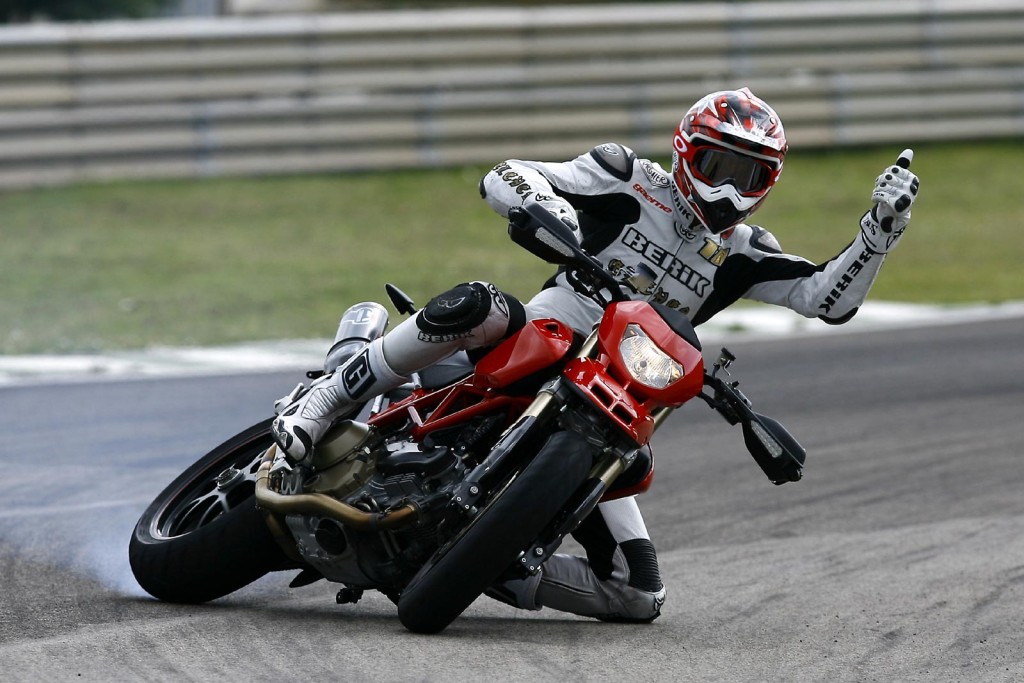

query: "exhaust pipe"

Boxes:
[255, 444, 419, 531]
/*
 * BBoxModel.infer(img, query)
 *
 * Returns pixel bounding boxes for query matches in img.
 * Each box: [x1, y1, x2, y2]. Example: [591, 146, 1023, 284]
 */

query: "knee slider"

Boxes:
[418, 282, 491, 336]
[599, 583, 666, 623]
[416, 282, 524, 345]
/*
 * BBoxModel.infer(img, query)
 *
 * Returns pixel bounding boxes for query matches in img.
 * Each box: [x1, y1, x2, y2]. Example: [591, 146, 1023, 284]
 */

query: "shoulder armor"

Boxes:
[589, 143, 636, 182]
[748, 225, 782, 254]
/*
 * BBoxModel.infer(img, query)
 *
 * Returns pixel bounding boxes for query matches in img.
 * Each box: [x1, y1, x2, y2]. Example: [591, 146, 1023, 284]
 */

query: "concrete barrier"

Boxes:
[1, 0, 1022, 187]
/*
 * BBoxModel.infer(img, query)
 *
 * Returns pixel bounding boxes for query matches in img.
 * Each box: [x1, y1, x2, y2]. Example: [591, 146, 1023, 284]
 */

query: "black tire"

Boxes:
[129, 418, 297, 603]
[397, 430, 595, 634]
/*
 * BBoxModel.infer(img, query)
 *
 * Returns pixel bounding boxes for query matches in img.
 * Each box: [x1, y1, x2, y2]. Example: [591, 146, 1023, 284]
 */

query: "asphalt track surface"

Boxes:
[2, 316, 1022, 681]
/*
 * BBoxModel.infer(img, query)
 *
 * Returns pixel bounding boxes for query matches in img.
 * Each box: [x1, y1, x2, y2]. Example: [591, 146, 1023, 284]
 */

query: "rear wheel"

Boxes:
[129, 419, 297, 603]
[397, 430, 595, 633]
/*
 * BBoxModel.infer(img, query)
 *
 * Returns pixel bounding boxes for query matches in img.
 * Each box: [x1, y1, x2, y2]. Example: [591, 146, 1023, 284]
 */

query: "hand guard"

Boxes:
[859, 149, 920, 254]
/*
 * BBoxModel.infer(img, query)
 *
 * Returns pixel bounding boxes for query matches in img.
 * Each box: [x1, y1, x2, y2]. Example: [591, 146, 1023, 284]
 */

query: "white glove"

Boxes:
[859, 149, 920, 254]
[531, 193, 581, 239]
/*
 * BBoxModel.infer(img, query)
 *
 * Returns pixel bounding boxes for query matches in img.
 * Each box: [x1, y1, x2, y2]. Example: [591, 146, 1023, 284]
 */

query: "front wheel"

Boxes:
[397, 430, 596, 633]
[129, 419, 298, 603]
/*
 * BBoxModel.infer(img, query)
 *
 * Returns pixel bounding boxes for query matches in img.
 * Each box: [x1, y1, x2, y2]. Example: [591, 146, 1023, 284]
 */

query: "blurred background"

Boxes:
[2, 0, 1023, 354]
[5, 0, 1023, 186]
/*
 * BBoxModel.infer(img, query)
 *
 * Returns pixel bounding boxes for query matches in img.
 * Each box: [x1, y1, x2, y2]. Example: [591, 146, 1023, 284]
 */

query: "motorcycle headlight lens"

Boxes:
[618, 324, 685, 389]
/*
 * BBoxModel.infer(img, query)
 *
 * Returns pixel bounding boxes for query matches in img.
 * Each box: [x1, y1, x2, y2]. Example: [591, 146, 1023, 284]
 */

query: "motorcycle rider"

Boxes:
[271, 87, 920, 623]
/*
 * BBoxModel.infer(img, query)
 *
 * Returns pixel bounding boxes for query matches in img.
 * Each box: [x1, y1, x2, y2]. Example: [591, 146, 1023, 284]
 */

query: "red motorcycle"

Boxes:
[129, 204, 805, 633]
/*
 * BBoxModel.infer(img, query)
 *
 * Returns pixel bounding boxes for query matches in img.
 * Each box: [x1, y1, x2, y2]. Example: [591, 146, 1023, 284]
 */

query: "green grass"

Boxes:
[1, 139, 1021, 354]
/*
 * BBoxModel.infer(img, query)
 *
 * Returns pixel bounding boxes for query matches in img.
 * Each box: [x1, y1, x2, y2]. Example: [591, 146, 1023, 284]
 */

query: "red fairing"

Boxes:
[473, 319, 576, 389]
[368, 318, 574, 444]
[559, 302, 705, 446]
[563, 357, 657, 444]
[598, 301, 705, 407]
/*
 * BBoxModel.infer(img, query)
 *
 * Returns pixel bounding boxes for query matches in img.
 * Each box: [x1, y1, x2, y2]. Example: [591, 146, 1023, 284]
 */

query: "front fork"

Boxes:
[514, 332, 679, 575]
[453, 328, 677, 573]
[515, 406, 677, 575]
[448, 376, 570, 516]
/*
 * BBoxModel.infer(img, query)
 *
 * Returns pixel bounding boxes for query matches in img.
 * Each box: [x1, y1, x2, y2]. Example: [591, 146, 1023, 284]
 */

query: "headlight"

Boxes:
[618, 324, 685, 389]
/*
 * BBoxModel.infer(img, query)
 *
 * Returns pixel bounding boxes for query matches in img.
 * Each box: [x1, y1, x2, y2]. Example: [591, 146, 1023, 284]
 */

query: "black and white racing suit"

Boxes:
[467, 142, 889, 622]
[317, 141, 891, 622]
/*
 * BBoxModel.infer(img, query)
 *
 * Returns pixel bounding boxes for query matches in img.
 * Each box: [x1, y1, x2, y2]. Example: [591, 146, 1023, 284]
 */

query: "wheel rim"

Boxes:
[150, 436, 270, 540]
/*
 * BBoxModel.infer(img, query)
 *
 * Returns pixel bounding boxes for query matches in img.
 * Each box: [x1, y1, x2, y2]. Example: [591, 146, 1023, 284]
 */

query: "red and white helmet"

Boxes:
[671, 87, 788, 233]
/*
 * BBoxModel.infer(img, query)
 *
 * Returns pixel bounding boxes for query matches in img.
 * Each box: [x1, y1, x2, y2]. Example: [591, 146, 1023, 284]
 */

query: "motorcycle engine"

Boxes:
[284, 432, 471, 589]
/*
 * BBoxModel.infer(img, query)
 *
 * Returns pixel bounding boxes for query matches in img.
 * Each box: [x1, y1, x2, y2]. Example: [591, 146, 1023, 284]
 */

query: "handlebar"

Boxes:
[508, 204, 629, 306]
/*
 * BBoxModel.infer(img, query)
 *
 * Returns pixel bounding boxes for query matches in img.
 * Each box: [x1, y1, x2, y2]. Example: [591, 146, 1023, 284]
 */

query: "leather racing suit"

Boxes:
[483, 142, 886, 333]
[474, 142, 890, 622]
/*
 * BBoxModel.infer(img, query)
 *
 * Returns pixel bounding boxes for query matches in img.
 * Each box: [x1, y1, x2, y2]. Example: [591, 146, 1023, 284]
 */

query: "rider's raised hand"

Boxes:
[859, 149, 920, 254]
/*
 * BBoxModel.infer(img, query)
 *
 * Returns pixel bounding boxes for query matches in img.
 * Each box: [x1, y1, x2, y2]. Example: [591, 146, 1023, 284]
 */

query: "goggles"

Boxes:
[690, 147, 776, 196]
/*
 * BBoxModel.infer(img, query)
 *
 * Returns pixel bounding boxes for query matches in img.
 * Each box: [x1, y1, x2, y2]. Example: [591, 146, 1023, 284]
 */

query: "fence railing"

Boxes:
[1, 0, 1022, 188]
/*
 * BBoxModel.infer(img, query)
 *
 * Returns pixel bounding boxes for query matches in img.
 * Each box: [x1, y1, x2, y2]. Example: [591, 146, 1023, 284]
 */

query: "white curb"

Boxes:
[2, 301, 1022, 387]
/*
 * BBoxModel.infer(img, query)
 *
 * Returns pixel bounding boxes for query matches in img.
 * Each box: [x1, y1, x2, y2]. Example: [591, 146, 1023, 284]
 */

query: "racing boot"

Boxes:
[273, 283, 519, 464]
[272, 337, 405, 464]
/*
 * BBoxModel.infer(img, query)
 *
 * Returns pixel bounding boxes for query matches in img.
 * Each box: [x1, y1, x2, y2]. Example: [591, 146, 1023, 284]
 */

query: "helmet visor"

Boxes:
[692, 147, 775, 196]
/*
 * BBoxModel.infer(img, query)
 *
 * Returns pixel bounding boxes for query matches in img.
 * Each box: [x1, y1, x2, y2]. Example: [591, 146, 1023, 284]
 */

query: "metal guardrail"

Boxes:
[1, 1, 1022, 188]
